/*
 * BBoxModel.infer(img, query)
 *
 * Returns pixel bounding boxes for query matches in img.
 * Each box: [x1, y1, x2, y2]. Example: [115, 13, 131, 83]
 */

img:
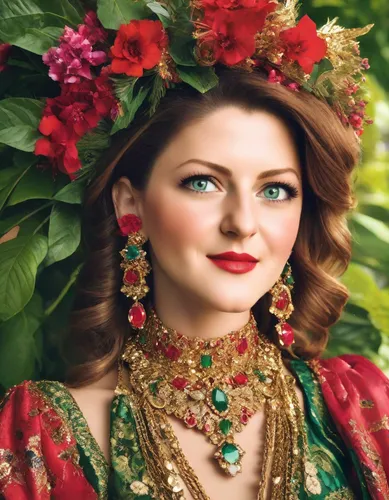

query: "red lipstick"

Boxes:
[207, 252, 258, 274]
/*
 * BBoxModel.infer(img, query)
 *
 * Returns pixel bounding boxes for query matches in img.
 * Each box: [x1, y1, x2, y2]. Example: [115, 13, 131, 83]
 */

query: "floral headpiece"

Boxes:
[1, 0, 373, 181]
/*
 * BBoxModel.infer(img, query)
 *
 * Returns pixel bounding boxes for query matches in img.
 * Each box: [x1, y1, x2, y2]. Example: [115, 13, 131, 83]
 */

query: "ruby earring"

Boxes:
[269, 262, 295, 349]
[118, 214, 151, 329]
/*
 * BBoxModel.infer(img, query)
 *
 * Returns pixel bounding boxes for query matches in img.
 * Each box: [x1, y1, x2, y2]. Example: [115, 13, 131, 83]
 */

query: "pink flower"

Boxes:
[43, 26, 107, 83]
[361, 58, 370, 70]
[79, 11, 108, 45]
[267, 68, 285, 84]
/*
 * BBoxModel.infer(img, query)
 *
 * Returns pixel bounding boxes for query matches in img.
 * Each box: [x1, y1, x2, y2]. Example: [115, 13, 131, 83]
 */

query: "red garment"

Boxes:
[312, 354, 389, 499]
[0, 381, 97, 499]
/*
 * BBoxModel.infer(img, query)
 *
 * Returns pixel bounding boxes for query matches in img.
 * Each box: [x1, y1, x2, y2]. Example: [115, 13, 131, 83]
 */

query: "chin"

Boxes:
[201, 290, 262, 313]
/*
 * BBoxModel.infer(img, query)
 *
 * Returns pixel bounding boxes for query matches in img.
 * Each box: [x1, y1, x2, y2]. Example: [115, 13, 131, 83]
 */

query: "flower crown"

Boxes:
[0, 0, 372, 181]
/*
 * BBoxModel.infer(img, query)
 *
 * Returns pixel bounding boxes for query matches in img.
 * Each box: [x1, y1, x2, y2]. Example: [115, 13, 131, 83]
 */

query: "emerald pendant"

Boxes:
[212, 388, 228, 412]
[221, 443, 240, 464]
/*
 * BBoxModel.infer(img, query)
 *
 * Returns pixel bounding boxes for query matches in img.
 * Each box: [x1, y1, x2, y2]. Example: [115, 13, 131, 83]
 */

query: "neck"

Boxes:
[151, 289, 251, 340]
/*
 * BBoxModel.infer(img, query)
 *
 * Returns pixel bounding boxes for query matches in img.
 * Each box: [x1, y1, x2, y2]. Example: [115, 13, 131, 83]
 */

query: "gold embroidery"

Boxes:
[326, 486, 355, 499]
[369, 414, 389, 433]
[349, 419, 389, 496]
[360, 399, 374, 409]
[0, 449, 24, 492]
[25, 435, 52, 494]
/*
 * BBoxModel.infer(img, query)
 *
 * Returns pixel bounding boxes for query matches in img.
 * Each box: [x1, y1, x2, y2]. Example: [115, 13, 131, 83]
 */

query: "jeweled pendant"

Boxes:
[129, 301, 146, 328]
[214, 439, 245, 476]
[276, 322, 295, 347]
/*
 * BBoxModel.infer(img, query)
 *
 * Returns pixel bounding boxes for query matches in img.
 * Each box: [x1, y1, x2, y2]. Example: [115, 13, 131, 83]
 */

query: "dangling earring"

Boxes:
[269, 261, 295, 350]
[118, 214, 151, 329]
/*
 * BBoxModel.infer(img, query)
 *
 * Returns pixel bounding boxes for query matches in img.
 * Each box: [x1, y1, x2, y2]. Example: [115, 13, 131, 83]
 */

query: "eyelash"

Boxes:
[179, 172, 299, 202]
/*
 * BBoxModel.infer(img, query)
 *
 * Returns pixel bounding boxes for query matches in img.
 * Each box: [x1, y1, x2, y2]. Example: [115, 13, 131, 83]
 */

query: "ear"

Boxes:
[112, 176, 145, 225]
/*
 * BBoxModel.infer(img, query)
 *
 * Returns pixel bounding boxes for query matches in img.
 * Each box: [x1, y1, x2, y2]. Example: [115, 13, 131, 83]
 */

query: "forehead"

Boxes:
[154, 105, 301, 175]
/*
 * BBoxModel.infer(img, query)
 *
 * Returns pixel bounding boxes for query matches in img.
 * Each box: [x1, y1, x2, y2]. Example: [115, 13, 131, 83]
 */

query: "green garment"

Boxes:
[35, 359, 368, 499]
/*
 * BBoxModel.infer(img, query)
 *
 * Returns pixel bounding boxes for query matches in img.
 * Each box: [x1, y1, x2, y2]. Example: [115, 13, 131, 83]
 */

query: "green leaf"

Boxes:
[0, 234, 48, 322]
[353, 212, 389, 244]
[111, 84, 150, 134]
[0, 293, 44, 388]
[0, 0, 84, 54]
[6, 167, 67, 206]
[326, 303, 381, 359]
[0, 98, 44, 152]
[53, 180, 85, 204]
[45, 203, 81, 266]
[0, 152, 36, 212]
[308, 58, 334, 86]
[176, 66, 218, 93]
[97, 0, 149, 29]
[0, 201, 52, 238]
[146, 1, 170, 19]
[341, 263, 389, 336]
[168, 26, 197, 66]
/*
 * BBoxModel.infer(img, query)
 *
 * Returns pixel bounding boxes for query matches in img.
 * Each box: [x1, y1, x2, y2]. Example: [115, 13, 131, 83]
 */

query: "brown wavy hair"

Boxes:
[65, 67, 360, 387]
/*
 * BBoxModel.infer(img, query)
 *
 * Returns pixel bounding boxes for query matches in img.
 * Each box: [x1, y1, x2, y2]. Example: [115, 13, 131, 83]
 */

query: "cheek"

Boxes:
[143, 190, 211, 252]
[260, 206, 301, 257]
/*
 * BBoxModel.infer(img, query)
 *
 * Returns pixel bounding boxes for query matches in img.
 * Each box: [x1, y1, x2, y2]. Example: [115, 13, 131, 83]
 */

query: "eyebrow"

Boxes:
[176, 159, 301, 181]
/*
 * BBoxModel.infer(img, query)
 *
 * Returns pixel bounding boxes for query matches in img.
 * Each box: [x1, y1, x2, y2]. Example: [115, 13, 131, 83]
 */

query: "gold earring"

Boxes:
[269, 262, 295, 349]
[118, 214, 151, 329]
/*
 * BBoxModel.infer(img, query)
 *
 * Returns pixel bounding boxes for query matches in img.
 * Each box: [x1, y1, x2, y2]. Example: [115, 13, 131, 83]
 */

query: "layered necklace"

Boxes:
[119, 308, 313, 499]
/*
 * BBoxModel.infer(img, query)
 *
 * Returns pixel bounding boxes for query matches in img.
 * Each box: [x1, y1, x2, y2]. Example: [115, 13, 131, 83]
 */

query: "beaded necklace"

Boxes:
[119, 308, 314, 499]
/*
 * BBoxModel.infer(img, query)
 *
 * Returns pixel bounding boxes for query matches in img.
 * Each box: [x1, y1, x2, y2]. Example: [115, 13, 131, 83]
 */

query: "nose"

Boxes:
[220, 189, 257, 239]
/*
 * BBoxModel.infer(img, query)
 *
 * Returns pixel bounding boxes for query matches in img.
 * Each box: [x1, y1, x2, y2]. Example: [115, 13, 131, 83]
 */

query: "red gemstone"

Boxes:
[237, 337, 248, 355]
[118, 214, 142, 236]
[172, 376, 189, 390]
[128, 303, 146, 328]
[240, 412, 249, 424]
[234, 373, 248, 386]
[165, 344, 181, 361]
[185, 414, 197, 428]
[279, 322, 294, 347]
[276, 290, 289, 311]
[204, 423, 211, 433]
[124, 269, 139, 285]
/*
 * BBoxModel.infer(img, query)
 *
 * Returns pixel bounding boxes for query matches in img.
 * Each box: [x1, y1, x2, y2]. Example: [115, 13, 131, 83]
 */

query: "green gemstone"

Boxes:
[219, 419, 232, 435]
[212, 388, 228, 412]
[286, 275, 295, 285]
[126, 245, 140, 260]
[221, 443, 240, 464]
[201, 354, 212, 368]
[138, 333, 147, 345]
[282, 264, 290, 277]
[149, 378, 162, 395]
[254, 369, 267, 382]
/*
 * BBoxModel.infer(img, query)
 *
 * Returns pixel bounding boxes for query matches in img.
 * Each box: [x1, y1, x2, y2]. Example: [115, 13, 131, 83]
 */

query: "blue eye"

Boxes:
[181, 175, 218, 193]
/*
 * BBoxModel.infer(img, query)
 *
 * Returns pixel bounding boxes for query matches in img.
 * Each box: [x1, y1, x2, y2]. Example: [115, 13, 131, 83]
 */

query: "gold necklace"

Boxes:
[119, 308, 314, 499]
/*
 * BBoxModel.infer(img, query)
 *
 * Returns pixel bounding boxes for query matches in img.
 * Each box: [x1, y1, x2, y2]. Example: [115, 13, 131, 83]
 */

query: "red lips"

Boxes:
[207, 252, 258, 274]
[207, 252, 258, 262]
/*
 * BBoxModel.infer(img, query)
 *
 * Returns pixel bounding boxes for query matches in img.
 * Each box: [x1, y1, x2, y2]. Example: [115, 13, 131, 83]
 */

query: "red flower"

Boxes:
[0, 43, 11, 72]
[280, 15, 327, 74]
[110, 20, 168, 77]
[199, 9, 264, 65]
[79, 11, 108, 45]
[201, 0, 275, 13]
[43, 95, 100, 139]
[34, 119, 81, 178]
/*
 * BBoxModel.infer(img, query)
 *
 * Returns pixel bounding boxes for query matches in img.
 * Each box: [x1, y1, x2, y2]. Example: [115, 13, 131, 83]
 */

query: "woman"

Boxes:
[0, 1, 388, 499]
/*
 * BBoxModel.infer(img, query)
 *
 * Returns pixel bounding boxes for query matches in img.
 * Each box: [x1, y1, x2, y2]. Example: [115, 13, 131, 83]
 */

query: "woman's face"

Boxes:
[116, 106, 303, 314]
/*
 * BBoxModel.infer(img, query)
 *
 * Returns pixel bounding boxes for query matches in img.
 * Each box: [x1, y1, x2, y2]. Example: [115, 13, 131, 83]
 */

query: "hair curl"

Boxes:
[65, 67, 360, 387]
